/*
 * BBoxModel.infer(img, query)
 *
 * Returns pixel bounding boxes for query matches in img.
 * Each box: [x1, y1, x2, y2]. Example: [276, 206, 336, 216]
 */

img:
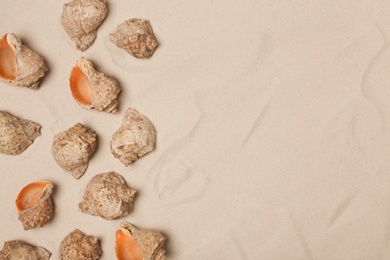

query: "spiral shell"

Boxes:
[52, 123, 97, 179]
[0, 33, 47, 89]
[59, 229, 101, 260]
[110, 108, 157, 166]
[110, 19, 159, 59]
[61, 0, 107, 51]
[116, 222, 167, 260]
[79, 171, 136, 220]
[0, 111, 41, 155]
[0, 240, 51, 260]
[70, 57, 121, 113]
[15, 181, 54, 230]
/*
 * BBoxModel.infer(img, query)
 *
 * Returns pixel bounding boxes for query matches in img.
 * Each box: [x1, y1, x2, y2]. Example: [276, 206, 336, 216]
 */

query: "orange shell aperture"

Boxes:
[116, 228, 143, 260]
[15, 182, 49, 213]
[70, 64, 92, 106]
[0, 34, 17, 82]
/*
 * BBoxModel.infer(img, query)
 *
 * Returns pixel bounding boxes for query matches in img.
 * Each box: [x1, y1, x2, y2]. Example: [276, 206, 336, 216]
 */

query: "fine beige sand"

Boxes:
[2, 1, 390, 259]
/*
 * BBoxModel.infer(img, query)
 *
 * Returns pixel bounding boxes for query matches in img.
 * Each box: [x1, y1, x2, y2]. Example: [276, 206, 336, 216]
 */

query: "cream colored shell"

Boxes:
[61, 0, 107, 51]
[79, 171, 136, 220]
[52, 123, 97, 179]
[110, 19, 159, 59]
[71, 57, 121, 113]
[110, 108, 157, 166]
[118, 222, 167, 260]
[59, 229, 101, 260]
[0, 33, 47, 89]
[16, 182, 54, 231]
[0, 111, 41, 155]
[0, 240, 51, 260]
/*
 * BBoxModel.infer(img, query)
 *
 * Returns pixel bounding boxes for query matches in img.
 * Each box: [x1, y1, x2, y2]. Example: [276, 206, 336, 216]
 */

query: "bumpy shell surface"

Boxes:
[110, 19, 159, 59]
[0, 111, 41, 155]
[70, 57, 121, 113]
[15, 181, 54, 231]
[61, 0, 107, 51]
[79, 171, 136, 220]
[110, 108, 156, 166]
[0, 240, 51, 260]
[59, 229, 101, 260]
[116, 222, 167, 260]
[52, 123, 97, 179]
[0, 33, 47, 89]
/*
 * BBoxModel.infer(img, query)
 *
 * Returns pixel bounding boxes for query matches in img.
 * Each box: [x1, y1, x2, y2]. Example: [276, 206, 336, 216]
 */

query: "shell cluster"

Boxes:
[79, 171, 137, 220]
[52, 123, 97, 179]
[0, 33, 47, 89]
[0, 240, 51, 260]
[0, 111, 41, 155]
[59, 229, 102, 260]
[111, 108, 157, 166]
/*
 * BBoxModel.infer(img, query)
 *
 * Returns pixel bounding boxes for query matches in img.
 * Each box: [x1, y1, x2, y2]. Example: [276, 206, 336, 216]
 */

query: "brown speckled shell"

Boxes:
[119, 222, 167, 260]
[72, 57, 121, 113]
[110, 19, 159, 59]
[0, 111, 41, 155]
[0, 240, 51, 260]
[0, 33, 47, 89]
[79, 171, 136, 220]
[110, 108, 156, 166]
[52, 123, 97, 179]
[61, 0, 107, 51]
[59, 229, 101, 260]
[17, 182, 54, 231]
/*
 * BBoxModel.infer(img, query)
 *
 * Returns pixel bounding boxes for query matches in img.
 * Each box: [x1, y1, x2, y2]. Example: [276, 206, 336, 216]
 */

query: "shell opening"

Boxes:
[0, 34, 17, 82]
[70, 64, 92, 106]
[15, 182, 49, 213]
[116, 228, 142, 260]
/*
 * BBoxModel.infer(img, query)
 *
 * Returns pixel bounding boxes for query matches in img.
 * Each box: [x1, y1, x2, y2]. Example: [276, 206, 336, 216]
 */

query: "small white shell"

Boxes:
[52, 123, 97, 179]
[0, 33, 47, 89]
[116, 222, 167, 260]
[59, 229, 101, 260]
[79, 171, 136, 220]
[110, 108, 157, 166]
[0, 111, 41, 155]
[110, 19, 159, 59]
[0, 240, 51, 260]
[61, 0, 107, 51]
[70, 57, 121, 113]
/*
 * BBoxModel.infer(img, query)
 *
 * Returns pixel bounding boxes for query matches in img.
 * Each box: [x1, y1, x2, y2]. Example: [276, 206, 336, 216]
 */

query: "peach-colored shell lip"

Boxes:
[70, 63, 92, 107]
[0, 33, 17, 83]
[15, 181, 50, 213]
[116, 228, 143, 260]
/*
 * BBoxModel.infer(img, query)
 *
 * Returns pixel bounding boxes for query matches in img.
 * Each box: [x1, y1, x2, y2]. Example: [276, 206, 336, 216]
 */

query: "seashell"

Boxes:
[116, 222, 167, 260]
[110, 19, 159, 59]
[70, 57, 121, 113]
[15, 181, 54, 231]
[0, 111, 41, 155]
[0, 240, 51, 260]
[61, 0, 107, 51]
[79, 171, 136, 220]
[59, 229, 101, 260]
[110, 108, 156, 166]
[0, 33, 47, 89]
[52, 123, 97, 179]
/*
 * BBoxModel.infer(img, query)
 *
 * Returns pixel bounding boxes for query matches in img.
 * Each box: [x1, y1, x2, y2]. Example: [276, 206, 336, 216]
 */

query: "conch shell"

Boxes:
[59, 229, 101, 260]
[0, 111, 41, 155]
[15, 181, 54, 230]
[52, 123, 97, 179]
[116, 222, 167, 260]
[79, 171, 136, 220]
[110, 19, 159, 59]
[110, 108, 157, 166]
[70, 57, 121, 113]
[0, 240, 51, 260]
[61, 0, 107, 51]
[0, 33, 47, 89]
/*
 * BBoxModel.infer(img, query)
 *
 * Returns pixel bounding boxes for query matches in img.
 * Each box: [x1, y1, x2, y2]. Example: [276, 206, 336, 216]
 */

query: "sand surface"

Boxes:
[2, 0, 390, 259]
